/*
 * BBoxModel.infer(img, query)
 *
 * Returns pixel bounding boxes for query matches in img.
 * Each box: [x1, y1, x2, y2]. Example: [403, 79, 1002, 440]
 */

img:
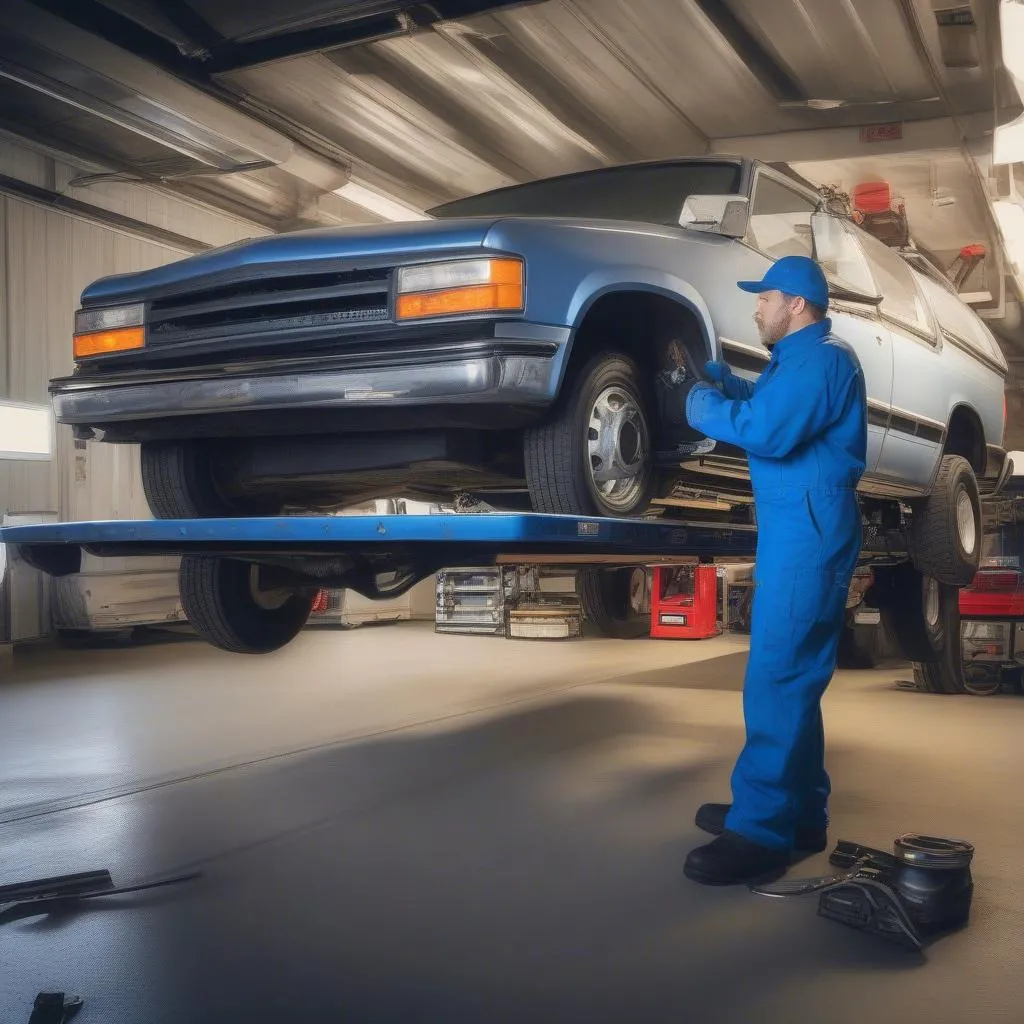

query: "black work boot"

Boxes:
[683, 831, 790, 886]
[695, 803, 828, 854]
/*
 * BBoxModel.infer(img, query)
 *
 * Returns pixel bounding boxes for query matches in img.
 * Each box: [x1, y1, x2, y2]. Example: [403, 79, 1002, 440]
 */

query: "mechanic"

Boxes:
[680, 255, 868, 886]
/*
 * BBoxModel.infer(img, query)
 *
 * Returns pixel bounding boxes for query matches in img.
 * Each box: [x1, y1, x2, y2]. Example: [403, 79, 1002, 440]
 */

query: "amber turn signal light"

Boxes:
[396, 258, 524, 320]
[73, 326, 145, 359]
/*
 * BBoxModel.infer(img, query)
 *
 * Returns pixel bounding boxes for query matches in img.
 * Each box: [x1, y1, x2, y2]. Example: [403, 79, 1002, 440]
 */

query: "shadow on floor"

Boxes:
[614, 651, 749, 692]
[2, 689, 929, 1024]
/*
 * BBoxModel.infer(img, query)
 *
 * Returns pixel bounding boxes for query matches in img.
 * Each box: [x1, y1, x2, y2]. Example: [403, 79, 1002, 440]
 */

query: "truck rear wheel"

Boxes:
[910, 455, 981, 587]
[871, 563, 964, 693]
[578, 565, 651, 639]
[179, 556, 313, 654]
[142, 441, 278, 519]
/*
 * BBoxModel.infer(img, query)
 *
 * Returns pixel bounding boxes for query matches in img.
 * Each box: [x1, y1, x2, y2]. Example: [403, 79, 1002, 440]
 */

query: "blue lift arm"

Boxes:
[0, 512, 909, 602]
[0, 513, 762, 600]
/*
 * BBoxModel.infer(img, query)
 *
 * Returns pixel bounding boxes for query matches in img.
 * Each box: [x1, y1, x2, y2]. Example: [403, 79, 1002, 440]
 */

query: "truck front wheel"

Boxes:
[524, 352, 654, 520]
[179, 556, 314, 654]
[142, 441, 278, 519]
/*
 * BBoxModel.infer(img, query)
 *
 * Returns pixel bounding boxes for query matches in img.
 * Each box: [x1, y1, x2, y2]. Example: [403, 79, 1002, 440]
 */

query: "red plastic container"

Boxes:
[852, 181, 894, 214]
[650, 563, 720, 640]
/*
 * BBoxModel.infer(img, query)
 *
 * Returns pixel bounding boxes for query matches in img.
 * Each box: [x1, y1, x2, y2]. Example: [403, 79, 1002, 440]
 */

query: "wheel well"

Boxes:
[566, 291, 709, 382]
[944, 406, 985, 475]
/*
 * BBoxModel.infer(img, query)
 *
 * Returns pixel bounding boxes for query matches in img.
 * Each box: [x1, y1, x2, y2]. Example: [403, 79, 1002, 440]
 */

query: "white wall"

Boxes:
[0, 138, 269, 631]
[0, 138, 268, 523]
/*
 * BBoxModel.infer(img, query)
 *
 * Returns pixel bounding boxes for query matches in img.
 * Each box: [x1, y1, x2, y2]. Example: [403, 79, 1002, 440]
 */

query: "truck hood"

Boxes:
[81, 218, 503, 305]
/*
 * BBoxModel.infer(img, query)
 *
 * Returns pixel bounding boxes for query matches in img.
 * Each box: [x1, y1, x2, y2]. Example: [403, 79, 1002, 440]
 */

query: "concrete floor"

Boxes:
[1, 623, 1021, 1023]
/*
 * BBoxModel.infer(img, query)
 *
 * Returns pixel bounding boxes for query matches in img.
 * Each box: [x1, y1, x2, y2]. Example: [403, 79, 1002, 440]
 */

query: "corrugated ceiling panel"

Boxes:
[728, 0, 935, 103]
[456, 3, 709, 161]
[355, 28, 609, 179]
[555, 0, 784, 139]
[228, 56, 513, 204]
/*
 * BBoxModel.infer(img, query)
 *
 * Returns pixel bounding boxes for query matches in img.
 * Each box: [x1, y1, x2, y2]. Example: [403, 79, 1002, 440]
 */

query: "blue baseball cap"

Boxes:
[737, 255, 829, 309]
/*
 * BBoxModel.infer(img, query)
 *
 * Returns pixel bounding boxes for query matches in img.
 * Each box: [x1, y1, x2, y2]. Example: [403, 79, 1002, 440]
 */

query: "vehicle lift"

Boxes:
[1, 509, 956, 1009]
[0, 510, 912, 654]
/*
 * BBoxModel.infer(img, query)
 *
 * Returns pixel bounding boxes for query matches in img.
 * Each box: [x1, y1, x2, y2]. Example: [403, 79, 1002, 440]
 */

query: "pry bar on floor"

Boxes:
[0, 869, 202, 924]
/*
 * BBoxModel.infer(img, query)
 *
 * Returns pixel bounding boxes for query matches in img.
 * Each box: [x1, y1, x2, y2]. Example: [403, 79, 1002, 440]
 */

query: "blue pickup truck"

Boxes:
[52, 156, 1010, 641]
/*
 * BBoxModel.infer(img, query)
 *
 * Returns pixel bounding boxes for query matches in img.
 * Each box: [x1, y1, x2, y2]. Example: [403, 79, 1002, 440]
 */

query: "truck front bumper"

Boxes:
[51, 330, 569, 429]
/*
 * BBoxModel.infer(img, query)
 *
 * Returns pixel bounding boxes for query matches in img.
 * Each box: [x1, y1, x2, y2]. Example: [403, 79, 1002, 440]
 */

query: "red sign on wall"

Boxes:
[860, 122, 904, 144]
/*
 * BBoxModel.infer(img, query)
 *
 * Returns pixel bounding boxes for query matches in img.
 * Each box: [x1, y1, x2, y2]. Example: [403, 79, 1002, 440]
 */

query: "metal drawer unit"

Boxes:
[435, 566, 511, 635]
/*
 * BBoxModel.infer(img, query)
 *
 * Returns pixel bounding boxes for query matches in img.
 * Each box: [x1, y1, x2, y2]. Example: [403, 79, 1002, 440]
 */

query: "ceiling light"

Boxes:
[994, 199, 1024, 278]
[334, 182, 430, 222]
[1001, 0, 1024, 82]
[994, 113, 1024, 165]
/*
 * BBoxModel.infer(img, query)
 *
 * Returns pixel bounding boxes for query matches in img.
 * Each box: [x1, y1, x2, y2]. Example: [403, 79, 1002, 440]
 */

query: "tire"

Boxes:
[871, 564, 964, 693]
[960, 662, 1002, 697]
[910, 454, 981, 587]
[179, 556, 313, 654]
[524, 352, 654, 519]
[142, 441, 278, 519]
[871, 563, 961, 667]
[578, 565, 651, 640]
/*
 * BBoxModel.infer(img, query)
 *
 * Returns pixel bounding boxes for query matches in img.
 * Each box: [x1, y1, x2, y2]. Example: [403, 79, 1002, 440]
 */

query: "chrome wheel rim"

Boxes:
[956, 489, 977, 555]
[628, 567, 650, 615]
[923, 576, 940, 630]
[587, 385, 650, 512]
[249, 565, 291, 611]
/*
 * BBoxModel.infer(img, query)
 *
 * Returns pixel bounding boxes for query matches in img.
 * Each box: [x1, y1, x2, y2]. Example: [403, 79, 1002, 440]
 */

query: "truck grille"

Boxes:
[145, 267, 391, 348]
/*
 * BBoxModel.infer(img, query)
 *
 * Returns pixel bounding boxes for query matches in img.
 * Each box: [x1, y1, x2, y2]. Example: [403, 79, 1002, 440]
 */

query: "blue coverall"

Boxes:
[685, 318, 868, 850]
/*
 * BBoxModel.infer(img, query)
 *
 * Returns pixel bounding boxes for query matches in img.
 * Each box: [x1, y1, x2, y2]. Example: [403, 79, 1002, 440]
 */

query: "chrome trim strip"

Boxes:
[890, 404, 945, 431]
[52, 354, 558, 424]
[719, 336, 769, 360]
[939, 327, 1008, 378]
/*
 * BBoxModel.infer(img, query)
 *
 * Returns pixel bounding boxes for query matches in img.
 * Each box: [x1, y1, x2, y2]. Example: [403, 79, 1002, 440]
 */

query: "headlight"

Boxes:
[73, 303, 145, 359]
[396, 258, 524, 320]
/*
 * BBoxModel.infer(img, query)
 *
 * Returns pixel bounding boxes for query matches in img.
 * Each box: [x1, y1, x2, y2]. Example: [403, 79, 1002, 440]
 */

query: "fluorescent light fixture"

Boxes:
[334, 182, 430, 222]
[1001, 0, 1024, 82]
[994, 199, 1024, 278]
[995, 1, 1024, 164]
[0, 401, 52, 461]
[995, 113, 1024, 165]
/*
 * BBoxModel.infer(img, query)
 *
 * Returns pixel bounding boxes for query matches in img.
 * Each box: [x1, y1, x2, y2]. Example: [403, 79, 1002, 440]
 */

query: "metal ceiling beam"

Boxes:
[203, 13, 408, 74]
[22, 0, 199, 77]
[151, 0, 226, 57]
[710, 112, 995, 164]
[691, 0, 806, 104]
[0, 172, 211, 252]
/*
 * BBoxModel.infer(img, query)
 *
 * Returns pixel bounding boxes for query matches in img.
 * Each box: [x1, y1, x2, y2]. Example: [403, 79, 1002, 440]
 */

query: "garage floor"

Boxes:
[2, 623, 1021, 1023]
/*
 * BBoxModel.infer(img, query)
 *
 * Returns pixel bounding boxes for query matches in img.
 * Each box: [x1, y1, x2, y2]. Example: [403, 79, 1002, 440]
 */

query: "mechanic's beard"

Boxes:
[756, 309, 792, 347]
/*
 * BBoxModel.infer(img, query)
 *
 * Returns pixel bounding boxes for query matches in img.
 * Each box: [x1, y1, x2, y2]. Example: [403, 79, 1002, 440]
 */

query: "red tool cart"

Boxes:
[650, 560, 721, 640]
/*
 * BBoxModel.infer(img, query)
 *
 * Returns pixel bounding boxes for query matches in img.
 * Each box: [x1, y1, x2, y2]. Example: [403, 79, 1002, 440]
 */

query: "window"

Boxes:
[854, 228, 935, 339]
[811, 214, 879, 300]
[428, 161, 743, 226]
[915, 275, 1006, 365]
[744, 175, 816, 259]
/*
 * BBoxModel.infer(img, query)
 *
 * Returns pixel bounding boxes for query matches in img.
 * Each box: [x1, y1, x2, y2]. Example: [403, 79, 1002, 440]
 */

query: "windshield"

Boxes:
[429, 161, 743, 225]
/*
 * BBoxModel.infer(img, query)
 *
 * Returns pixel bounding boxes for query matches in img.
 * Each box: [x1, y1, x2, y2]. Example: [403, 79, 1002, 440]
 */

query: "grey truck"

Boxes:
[51, 157, 1011, 644]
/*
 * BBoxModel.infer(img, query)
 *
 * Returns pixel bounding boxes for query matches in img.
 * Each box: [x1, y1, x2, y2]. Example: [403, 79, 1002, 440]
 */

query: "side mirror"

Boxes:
[679, 195, 749, 238]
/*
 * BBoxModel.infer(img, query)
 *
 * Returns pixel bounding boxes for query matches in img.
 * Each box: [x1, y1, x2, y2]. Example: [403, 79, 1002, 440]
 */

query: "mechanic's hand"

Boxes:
[703, 360, 733, 386]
